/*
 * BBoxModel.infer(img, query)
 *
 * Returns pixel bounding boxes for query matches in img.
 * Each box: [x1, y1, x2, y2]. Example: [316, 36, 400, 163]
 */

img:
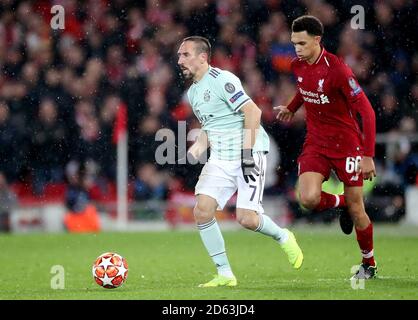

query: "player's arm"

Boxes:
[241, 100, 261, 149]
[217, 71, 261, 183]
[274, 91, 304, 122]
[240, 100, 262, 183]
[336, 62, 377, 180]
[355, 97, 377, 180]
[274, 60, 304, 121]
[187, 129, 208, 160]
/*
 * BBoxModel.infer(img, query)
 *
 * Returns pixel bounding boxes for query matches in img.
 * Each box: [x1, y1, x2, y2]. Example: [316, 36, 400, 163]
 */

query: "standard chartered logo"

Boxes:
[302, 93, 330, 104]
[320, 94, 330, 104]
[299, 88, 330, 104]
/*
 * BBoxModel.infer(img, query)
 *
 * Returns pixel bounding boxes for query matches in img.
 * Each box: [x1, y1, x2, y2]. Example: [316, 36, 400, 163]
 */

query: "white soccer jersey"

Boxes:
[187, 66, 269, 161]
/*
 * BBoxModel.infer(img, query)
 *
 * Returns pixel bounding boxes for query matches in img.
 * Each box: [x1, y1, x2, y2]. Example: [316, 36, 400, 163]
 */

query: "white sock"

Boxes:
[255, 214, 289, 244]
[218, 268, 235, 278]
[198, 218, 234, 277]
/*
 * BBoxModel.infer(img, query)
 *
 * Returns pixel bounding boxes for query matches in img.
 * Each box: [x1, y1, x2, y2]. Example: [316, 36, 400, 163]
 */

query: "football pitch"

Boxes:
[1, 224, 418, 300]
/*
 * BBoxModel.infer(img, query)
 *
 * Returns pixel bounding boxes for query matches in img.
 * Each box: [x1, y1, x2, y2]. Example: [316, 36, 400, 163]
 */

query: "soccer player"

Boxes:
[177, 36, 303, 287]
[275, 16, 377, 279]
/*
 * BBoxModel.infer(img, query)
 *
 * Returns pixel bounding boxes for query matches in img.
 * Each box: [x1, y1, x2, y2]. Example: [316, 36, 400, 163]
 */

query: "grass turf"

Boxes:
[1, 224, 417, 300]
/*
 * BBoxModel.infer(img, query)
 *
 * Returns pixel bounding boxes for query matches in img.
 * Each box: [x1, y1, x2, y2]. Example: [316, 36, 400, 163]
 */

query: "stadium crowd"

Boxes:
[0, 0, 416, 219]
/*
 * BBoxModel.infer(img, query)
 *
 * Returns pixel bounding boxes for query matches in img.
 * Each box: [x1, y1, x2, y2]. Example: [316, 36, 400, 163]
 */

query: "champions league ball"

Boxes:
[92, 252, 128, 289]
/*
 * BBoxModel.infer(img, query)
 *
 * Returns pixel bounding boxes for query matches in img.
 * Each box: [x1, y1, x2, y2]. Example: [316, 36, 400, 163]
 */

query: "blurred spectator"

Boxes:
[105, 45, 127, 88]
[126, 7, 148, 54]
[264, 134, 280, 193]
[376, 93, 402, 133]
[392, 117, 418, 186]
[73, 116, 104, 165]
[65, 161, 90, 213]
[98, 94, 120, 178]
[268, 12, 294, 74]
[0, 171, 17, 232]
[30, 97, 68, 194]
[133, 163, 168, 201]
[0, 0, 414, 220]
[131, 114, 162, 167]
[275, 106, 306, 190]
[0, 100, 25, 181]
[63, 160, 100, 232]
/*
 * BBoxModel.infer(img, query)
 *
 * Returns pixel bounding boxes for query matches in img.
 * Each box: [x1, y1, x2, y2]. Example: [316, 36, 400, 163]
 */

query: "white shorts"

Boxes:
[195, 152, 266, 213]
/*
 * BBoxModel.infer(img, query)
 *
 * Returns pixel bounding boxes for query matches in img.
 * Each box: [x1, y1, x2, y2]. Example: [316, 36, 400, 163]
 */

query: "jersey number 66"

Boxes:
[345, 156, 362, 174]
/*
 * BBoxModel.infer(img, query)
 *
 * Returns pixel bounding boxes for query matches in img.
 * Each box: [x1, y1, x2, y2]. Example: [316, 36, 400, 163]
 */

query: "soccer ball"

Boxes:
[92, 252, 128, 289]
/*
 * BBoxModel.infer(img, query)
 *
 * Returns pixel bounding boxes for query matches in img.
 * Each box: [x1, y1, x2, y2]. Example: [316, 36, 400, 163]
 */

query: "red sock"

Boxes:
[355, 223, 375, 266]
[314, 192, 345, 212]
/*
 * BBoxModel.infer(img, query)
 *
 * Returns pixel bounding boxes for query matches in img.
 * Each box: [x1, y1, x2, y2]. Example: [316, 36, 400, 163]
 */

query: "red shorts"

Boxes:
[297, 148, 364, 187]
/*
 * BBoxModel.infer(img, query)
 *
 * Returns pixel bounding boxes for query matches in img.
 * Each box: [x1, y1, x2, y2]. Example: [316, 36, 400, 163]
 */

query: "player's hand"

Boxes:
[274, 105, 294, 122]
[241, 149, 260, 183]
[358, 156, 376, 181]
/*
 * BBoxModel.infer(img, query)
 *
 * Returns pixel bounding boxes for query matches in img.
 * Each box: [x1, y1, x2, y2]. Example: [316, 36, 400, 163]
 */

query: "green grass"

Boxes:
[1, 224, 418, 300]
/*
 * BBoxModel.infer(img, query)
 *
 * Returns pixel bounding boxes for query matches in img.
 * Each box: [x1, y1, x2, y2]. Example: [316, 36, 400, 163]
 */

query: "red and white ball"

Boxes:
[92, 252, 128, 289]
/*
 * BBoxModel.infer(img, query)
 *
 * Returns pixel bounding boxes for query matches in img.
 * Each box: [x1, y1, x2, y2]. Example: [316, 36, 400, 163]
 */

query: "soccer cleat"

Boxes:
[198, 274, 237, 288]
[351, 262, 378, 280]
[280, 229, 304, 269]
[338, 207, 353, 235]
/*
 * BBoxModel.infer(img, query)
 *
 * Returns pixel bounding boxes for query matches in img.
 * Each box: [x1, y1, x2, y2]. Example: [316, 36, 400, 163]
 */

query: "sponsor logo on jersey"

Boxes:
[348, 77, 362, 96]
[299, 88, 319, 98]
[320, 94, 330, 104]
[299, 88, 330, 104]
[229, 91, 243, 103]
[317, 79, 324, 92]
[224, 82, 236, 93]
[204, 89, 210, 102]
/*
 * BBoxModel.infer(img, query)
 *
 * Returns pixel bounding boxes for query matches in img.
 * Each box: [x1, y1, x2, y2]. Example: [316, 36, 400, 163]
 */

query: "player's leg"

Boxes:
[331, 156, 370, 235]
[194, 162, 238, 287]
[299, 170, 352, 234]
[235, 208, 303, 269]
[236, 208, 288, 244]
[194, 194, 236, 287]
[344, 185, 377, 279]
[298, 153, 346, 213]
[299, 171, 346, 210]
[298, 172, 325, 210]
[236, 152, 303, 269]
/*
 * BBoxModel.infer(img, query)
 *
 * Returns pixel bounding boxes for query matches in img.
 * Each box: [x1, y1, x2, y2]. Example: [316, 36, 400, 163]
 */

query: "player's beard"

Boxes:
[180, 67, 193, 81]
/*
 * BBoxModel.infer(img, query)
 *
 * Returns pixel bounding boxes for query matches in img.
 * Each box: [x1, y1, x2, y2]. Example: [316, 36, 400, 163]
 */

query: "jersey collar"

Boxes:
[193, 65, 212, 84]
[314, 46, 326, 64]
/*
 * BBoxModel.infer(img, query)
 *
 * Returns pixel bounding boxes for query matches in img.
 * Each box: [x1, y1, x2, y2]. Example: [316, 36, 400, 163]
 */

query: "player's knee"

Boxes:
[236, 213, 258, 230]
[193, 204, 214, 224]
[299, 191, 320, 210]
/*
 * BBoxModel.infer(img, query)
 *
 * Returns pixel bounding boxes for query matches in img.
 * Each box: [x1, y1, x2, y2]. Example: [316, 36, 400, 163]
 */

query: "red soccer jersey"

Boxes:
[287, 47, 376, 158]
